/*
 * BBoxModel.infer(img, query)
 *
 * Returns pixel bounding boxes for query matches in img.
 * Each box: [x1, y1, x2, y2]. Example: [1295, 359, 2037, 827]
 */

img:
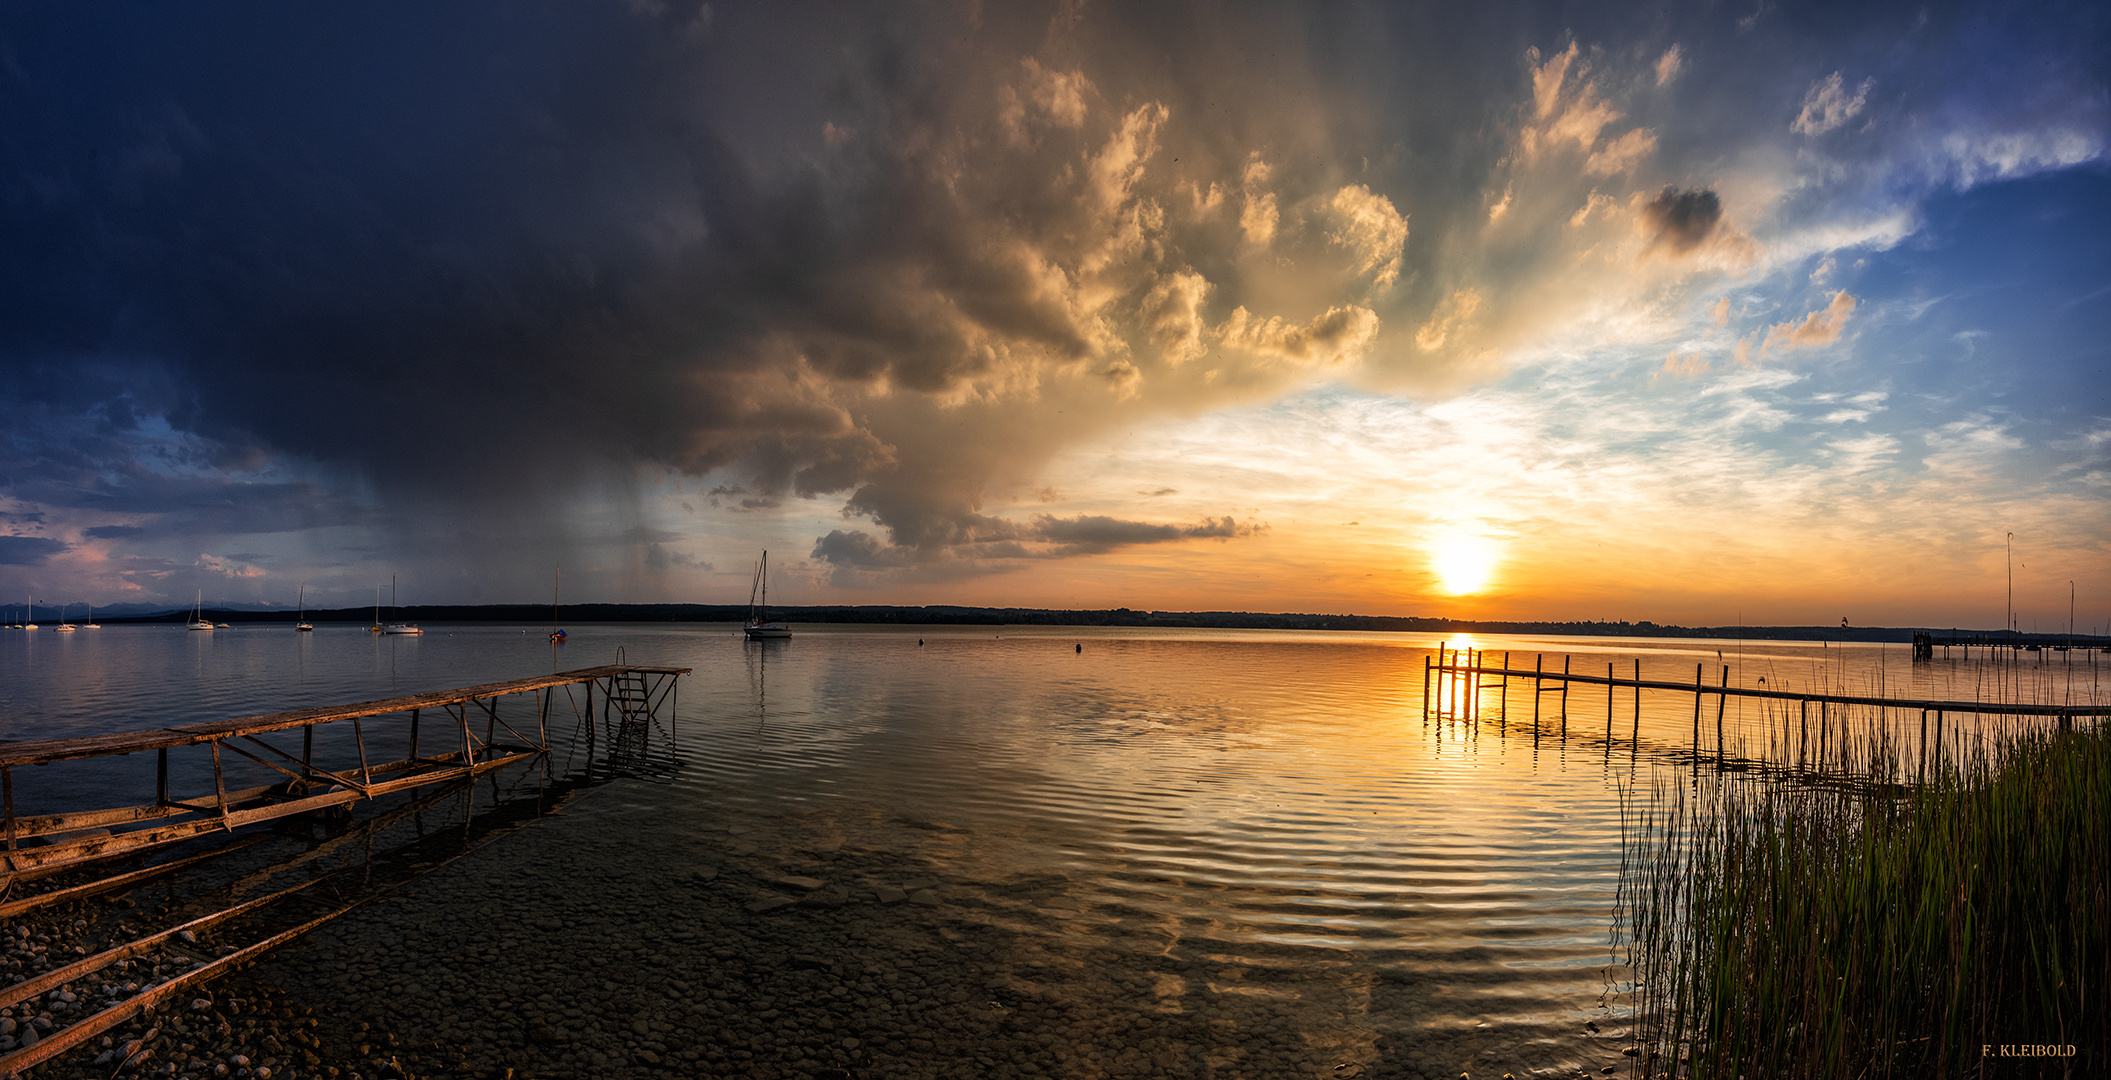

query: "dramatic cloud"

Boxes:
[1031, 513, 1255, 555]
[1793, 72, 1874, 136]
[1654, 46, 1683, 87]
[1640, 187, 1723, 254]
[1763, 292, 1859, 353]
[0, 537, 69, 566]
[811, 511, 1262, 577]
[1327, 185, 1409, 288]
[1219, 305, 1382, 367]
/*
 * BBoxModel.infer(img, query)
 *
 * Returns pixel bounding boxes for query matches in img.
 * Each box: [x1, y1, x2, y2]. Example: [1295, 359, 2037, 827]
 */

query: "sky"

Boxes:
[1, 0, 2107, 629]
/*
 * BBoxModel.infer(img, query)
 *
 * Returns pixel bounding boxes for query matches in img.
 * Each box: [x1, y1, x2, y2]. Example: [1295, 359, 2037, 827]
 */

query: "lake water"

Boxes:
[0, 623, 2101, 1078]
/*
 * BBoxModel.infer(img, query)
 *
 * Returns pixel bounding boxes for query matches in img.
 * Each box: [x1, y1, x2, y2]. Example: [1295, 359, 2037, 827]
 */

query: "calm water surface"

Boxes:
[1, 623, 2102, 1073]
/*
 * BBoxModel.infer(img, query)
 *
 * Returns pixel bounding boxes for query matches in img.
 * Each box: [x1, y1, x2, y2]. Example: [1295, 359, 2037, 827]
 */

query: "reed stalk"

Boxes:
[1615, 707, 2109, 1078]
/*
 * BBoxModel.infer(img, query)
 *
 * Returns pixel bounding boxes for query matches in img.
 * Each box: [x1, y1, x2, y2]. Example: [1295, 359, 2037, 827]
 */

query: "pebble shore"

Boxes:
[15, 789, 1628, 1080]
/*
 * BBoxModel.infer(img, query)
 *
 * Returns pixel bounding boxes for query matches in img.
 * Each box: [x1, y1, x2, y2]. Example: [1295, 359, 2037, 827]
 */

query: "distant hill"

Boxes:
[87, 602, 2102, 646]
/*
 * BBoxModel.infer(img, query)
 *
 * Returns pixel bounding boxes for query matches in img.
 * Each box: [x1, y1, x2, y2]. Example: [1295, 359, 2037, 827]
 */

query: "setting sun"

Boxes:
[1428, 534, 1499, 595]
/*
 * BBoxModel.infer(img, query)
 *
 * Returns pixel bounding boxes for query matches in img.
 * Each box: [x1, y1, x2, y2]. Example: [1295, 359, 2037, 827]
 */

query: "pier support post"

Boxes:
[1606, 662, 1614, 746]
[1533, 655, 1543, 732]
[1501, 652, 1510, 729]
[457, 704, 474, 769]
[1422, 657, 1430, 725]
[1691, 663, 1703, 767]
[353, 719, 372, 786]
[210, 742, 228, 823]
[1468, 649, 1478, 722]
[1798, 699, 1808, 770]
[1632, 659, 1641, 750]
[1560, 655, 1570, 738]
[1715, 666, 1728, 768]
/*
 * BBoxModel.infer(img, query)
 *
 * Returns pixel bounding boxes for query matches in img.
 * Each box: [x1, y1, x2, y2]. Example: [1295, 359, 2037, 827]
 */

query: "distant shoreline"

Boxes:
[76, 603, 2108, 647]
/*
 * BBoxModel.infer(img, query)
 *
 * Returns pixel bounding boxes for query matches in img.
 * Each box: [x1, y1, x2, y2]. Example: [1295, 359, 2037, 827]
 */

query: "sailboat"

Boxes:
[187, 590, 213, 631]
[295, 584, 314, 632]
[548, 565, 566, 643]
[381, 574, 422, 635]
[743, 551, 791, 640]
[82, 605, 100, 629]
[20, 594, 34, 631]
[369, 585, 382, 632]
[55, 602, 77, 632]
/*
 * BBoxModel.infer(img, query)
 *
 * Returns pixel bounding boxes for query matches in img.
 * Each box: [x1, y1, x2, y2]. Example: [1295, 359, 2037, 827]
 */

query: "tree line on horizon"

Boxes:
[83, 603, 2106, 644]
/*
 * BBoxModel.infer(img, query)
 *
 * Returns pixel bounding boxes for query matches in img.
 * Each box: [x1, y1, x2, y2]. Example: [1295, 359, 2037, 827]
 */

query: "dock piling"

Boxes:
[1560, 655, 1571, 738]
[1501, 652, 1511, 728]
[1691, 664, 1704, 767]
[1715, 666, 1728, 768]
[1606, 662, 1614, 746]
[1631, 659, 1640, 750]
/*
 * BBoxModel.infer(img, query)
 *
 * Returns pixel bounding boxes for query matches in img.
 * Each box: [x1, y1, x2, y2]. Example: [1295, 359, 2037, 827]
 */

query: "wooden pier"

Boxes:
[1423, 645, 2108, 768]
[0, 664, 688, 892]
[0, 663, 687, 1077]
[1910, 630, 2108, 660]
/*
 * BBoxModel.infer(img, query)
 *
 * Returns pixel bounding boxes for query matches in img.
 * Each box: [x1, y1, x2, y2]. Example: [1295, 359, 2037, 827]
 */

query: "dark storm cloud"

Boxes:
[1, 0, 1489, 578]
[0, 394, 366, 540]
[1032, 513, 1251, 554]
[0, 537, 69, 565]
[1640, 186, 1722, 253]
[812, 511, 1258, 574]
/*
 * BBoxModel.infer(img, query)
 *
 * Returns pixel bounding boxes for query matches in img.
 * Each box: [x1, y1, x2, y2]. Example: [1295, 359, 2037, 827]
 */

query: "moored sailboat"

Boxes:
[296, 584, 314, 632]
[743, 551, 791, 640]
[187, 590, 213, 631]
[381, 574, 422, 635]
[549, 565, 566, 643]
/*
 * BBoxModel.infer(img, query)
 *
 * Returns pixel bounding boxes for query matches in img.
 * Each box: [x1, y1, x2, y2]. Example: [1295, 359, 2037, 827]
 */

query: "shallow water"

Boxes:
[1, 622, 2102, 1076]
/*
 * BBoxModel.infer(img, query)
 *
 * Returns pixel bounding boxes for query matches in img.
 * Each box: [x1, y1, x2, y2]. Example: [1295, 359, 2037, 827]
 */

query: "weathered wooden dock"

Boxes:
[0, 663, 688, 1076]
[0, 664, 687, 891]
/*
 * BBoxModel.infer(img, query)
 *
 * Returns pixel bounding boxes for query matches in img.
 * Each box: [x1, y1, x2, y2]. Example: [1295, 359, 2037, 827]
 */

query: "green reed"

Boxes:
[1615, 707, 2109, 1078]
